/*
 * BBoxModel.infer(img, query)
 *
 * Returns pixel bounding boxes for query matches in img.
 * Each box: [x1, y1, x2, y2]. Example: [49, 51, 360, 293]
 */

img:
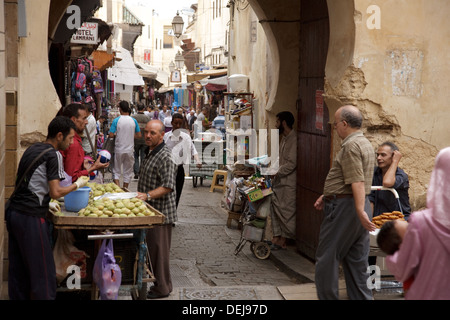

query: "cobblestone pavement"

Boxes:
[123, 175, 302, 300]
[50, 171, 403, 301]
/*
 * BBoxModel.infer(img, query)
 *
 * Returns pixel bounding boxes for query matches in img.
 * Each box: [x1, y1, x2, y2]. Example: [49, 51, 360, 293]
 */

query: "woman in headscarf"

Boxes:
[385, 147, 450, 300]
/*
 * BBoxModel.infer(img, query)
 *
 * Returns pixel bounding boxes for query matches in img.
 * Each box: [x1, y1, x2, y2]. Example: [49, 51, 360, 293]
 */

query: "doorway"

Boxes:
[296, 0, 331, 260]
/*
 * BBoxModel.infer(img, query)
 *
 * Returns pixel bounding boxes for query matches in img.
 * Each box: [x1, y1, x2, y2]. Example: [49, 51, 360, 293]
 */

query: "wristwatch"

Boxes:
[146, 192, 152, 201]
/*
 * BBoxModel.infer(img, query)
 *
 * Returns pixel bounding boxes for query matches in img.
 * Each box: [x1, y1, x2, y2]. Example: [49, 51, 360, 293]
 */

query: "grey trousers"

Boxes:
[315, 196, 373, 300]
[146, 224, 173, 296]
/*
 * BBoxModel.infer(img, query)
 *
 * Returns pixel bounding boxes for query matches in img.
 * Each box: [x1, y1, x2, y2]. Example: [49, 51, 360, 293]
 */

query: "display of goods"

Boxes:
[87, 182, 124, 198]
[77, 196, 157, 218]
[372, 211, 406, 228]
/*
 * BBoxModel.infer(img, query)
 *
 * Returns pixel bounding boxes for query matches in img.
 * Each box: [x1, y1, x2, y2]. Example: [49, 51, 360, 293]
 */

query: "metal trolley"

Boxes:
[190, 139, 225, 187]
[189, 164, 219, 187]
[234, 187, 272, 260]
[369, 185, 404, 257]
[369, 186, 405, 296]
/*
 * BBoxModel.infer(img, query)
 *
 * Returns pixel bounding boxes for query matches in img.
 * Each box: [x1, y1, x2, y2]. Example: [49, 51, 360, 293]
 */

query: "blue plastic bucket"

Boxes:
[64, 187, 91, 212]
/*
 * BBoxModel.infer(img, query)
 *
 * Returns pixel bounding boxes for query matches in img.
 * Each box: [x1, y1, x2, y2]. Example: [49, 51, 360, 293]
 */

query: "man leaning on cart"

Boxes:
[135, 119, 177, 299]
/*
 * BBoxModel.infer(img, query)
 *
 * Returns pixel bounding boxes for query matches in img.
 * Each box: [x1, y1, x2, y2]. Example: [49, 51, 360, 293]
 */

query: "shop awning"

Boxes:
[200, 75, 228, 91]
[92, 50, 115, 71]
[187, 68, 228, 82]
[157, 86, 175, 93]
[135, 62, 158, 79]
[107, 46, 144, 86]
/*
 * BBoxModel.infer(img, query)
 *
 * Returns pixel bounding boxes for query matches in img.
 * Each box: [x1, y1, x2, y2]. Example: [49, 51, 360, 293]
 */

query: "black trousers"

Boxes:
[6, 208, 56, 300]
[175, 165, 185, 208]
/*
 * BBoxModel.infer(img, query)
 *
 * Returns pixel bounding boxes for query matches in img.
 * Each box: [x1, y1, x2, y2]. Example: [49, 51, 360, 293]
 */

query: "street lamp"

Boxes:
[169, 61, 175, 73]
[174, 51, 185, 69]
[172, 11, 184, 38]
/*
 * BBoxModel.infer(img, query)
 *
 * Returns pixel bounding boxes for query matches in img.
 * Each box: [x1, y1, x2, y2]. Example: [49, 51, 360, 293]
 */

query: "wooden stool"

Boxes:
[210, 169, 228, 193]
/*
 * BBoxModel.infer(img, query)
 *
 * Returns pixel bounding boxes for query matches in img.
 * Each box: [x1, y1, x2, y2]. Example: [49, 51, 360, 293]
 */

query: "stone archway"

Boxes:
[245, 0, 357, 259]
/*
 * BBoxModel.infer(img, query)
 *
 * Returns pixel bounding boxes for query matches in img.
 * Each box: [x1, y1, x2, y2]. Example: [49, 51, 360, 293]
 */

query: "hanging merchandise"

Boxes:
[70, 57, 97, 103]
[203, 87, 209, 104]
[71, 63, 87, 102]
[92, 68, 104, 94]
[84, 95, 96, 112]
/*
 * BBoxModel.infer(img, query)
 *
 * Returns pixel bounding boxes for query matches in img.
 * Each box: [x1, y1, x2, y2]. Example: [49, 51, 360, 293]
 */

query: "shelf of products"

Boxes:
[224, 92, 254, 131]
[224, 93, 255, 163]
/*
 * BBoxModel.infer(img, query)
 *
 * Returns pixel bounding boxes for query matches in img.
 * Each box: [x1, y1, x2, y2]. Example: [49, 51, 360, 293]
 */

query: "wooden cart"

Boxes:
[50, 201, 165, 300]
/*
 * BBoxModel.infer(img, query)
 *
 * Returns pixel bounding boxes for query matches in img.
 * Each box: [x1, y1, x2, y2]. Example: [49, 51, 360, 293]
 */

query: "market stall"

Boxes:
[50, 182, 165, 300]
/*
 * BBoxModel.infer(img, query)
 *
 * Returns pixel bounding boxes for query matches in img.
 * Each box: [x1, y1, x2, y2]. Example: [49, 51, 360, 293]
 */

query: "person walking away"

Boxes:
[384, 147, 450, 300]
[109, 100, 141, 189]
[81, 105, 97, 157]
[188, 109, 197, 138]
[196, 107, 211, 132]
[368, 141, 411, 266]
[147, 106, 155, 119]
[211, 109, 226, 137]
[5, 116, 89, 299]
[60, 103, 109, 183]
[270, 111, 297, 250]
[158, 105, 169, 123]
[136, 120, 177, 299]
[313, 105, 376, 300]
[163, 111, 173, 133]
[132, 103, 150, 179]
[164, 113, 202, 208]
[96, 115, 107, 135]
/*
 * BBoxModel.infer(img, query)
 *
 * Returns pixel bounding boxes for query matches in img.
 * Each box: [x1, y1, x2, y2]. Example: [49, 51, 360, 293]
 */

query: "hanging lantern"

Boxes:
[171, 11, 184, 38]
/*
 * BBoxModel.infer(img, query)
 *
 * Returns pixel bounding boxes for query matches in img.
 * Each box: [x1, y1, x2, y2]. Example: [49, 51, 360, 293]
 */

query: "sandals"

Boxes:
[270, 243, 286, 250]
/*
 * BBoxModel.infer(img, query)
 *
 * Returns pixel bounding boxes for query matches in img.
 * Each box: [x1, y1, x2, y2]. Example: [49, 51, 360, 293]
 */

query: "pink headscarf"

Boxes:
[426, 147, 450, 229]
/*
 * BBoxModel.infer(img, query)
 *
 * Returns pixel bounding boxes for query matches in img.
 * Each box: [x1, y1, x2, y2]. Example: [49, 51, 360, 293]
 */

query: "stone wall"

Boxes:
[324, 0, 450, 210]
[2, 0, 13, 299]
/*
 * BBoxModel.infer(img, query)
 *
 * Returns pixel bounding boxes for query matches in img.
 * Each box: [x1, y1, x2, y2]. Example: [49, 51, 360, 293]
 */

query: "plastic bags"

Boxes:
[53, 230, 88, 285]
[93, 238, 122, 300]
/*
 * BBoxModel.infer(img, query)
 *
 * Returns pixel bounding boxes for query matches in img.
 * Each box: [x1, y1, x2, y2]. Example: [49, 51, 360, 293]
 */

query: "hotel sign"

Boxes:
[71, 22, 98, 44]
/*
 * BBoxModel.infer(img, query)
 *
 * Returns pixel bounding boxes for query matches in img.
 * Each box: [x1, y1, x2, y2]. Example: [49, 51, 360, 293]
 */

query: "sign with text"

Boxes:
[71, 22, 98, 44]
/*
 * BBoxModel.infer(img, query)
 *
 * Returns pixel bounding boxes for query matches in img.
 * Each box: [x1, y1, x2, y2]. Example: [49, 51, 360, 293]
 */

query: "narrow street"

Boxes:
[123, 173, 304, 300]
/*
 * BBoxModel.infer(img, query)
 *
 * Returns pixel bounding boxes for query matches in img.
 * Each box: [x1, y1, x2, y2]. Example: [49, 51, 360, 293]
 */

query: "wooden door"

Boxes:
[296, 0, 331, 260]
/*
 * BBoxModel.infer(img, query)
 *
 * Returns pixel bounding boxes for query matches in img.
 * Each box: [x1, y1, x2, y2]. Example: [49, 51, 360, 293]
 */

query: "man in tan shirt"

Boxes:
[313, 105, 376, 300]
